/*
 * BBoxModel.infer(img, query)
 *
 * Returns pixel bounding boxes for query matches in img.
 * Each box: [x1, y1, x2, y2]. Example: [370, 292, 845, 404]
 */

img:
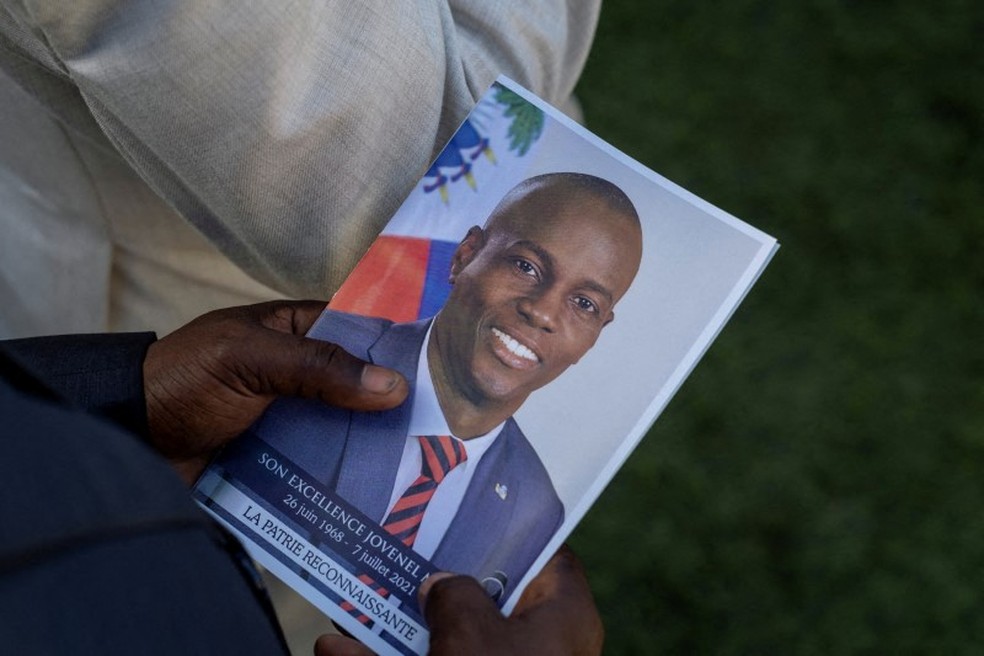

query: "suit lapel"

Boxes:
[432, 421, 520, 577]
[334, 319, 430, 522]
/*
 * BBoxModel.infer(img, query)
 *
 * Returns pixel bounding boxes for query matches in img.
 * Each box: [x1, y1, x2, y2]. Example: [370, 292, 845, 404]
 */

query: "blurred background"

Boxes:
[570, 1, 983, 653]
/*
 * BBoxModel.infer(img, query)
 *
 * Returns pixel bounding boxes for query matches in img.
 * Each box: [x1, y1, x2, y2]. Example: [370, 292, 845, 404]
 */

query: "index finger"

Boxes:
[421, 574, 507, 653]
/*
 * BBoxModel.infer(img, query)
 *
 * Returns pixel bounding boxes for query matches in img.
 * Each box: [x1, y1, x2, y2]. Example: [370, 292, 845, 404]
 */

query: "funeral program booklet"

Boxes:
[193, 76, 778, 656]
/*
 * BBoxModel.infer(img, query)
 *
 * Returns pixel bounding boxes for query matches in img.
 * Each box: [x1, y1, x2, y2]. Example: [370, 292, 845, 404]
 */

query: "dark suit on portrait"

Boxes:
[250, 309, 564, 603]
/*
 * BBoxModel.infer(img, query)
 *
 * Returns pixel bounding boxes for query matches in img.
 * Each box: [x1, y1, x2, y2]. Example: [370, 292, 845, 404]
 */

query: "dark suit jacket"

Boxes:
[253, 310, 564, 603]
[0, 334, 287, 654]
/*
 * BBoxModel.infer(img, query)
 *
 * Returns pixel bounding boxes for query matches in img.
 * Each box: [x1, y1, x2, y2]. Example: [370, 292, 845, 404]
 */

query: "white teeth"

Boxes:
[492, 328, 539, 362]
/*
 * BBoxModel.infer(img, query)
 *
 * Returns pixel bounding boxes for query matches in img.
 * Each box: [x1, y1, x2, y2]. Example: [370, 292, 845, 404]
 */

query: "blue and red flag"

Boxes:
[330, 84, 546, 322]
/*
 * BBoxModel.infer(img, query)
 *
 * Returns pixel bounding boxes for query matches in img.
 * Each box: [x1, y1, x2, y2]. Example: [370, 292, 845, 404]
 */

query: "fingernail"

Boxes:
[361, 364, 398, 393]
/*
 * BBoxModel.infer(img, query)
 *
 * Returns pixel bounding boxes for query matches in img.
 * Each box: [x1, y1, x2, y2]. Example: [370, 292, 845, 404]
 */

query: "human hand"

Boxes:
[313, 545, 603, 656]
[143, 300, 408, 484]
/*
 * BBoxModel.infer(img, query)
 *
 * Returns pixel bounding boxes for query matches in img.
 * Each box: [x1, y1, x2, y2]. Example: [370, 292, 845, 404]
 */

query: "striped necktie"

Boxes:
[341, 435, 466, 625]
[383, 434, 467, 547]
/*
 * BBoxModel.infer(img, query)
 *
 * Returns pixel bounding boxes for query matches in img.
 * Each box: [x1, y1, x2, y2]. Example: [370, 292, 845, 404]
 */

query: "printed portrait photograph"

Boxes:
[269, 79, 773, 595]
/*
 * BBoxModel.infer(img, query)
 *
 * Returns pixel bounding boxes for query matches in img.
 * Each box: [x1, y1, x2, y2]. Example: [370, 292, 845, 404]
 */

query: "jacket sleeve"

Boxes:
[0, 332, 155, 437]
[1, 1, 600, 298]
[0, 342, 289, 655]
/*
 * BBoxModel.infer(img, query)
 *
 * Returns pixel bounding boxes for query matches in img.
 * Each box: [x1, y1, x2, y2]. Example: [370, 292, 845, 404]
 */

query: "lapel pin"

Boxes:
[495, 483, 508, 500]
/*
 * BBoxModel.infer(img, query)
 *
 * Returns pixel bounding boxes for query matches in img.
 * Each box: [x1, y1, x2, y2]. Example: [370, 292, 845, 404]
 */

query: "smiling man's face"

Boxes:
[430, 178, 642, 423]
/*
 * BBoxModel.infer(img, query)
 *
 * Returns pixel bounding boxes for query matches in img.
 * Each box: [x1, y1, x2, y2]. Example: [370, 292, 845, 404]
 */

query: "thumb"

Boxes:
[313, 632, 374, 656]
[420, 574, 507, 653]
[254, 331, 409, 412]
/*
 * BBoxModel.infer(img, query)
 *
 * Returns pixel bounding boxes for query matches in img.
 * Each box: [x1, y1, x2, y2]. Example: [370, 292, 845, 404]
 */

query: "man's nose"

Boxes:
[516, 292, 560, 332]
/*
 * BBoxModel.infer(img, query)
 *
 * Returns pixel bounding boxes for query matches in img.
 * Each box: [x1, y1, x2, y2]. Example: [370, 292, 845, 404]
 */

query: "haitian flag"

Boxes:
[330, 84, 547, 322]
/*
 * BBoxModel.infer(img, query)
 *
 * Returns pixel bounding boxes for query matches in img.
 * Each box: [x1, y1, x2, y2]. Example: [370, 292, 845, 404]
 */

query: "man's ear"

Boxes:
[449, 226, 485, 284]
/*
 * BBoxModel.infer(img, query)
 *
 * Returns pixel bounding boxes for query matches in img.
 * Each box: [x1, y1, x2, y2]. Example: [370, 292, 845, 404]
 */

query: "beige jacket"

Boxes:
[0, 1, 599, 336]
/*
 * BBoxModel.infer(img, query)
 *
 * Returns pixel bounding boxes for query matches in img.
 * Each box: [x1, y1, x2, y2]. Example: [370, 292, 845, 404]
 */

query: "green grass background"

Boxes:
[570, 1, 983, 653]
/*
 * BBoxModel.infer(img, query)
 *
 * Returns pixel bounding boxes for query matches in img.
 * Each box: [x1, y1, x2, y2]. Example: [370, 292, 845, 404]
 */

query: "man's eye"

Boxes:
[574, 296, 598, 313]
[513, 259, 537, 277]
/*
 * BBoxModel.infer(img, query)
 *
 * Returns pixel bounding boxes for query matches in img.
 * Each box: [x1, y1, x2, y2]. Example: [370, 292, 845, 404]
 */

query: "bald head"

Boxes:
[481, 172, 643, 304]
[487, 172, 641, 237]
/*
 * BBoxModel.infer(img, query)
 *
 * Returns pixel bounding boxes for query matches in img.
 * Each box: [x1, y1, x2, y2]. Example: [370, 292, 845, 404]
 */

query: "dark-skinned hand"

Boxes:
[313, 545, 603, 656]
[143, 300, 409, 485]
